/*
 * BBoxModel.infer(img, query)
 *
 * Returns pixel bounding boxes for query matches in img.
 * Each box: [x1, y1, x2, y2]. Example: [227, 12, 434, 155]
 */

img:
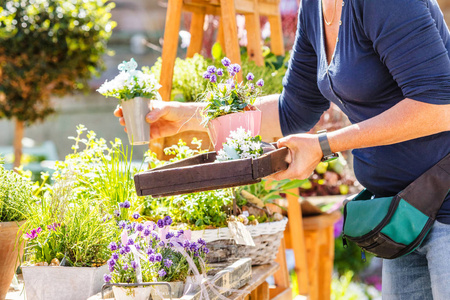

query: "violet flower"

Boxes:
[123, 201, 131, 209]
[123, 264, 129, 271]
[147, 248, 154, 255]
[210, 74, 217, 83]
[136, 223, 144, 232]
[221, 57, 231, 67]
[107, 258, 116, 268]
[114, 210, 120, 217]
[25, 227, 42, 240]
[131, 261, 138, 269]
[143, 227, 151, 236]
[124, 245, 131, 253]
[256, 79, 264, 87]
[127, 238, 134, 246]
[132, 212, 140, 220]
[112, 253, 119, 260]
[202, 71, 211, 79]
[217, 68, 224, 76]
[246, 72, 254, 81]
[159, 241, 165, 247]
[157, 219, 164, 228]
[198, 238, 206, 246]
[176, 230, 184, 237]
[103, 274, 112, 283]
[164, 216, 173, 226]
[118, 220, 126, 229]
[158, 269, 167, 278]
[164, 259, 173, 268]
[108, 242, 118, 251]
[231, 63, 241, 73]
[207, 66, 216, 74]
[155, 253, 162, 262]
[149, 254, 156, 263]
[166, 232, 174, 239]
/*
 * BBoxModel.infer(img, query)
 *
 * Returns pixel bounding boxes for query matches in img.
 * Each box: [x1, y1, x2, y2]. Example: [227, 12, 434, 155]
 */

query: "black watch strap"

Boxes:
[317, 130, 339, 162]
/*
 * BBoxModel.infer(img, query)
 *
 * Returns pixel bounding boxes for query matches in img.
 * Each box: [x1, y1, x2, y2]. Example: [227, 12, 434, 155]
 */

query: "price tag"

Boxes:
[228, 221, 255, 246]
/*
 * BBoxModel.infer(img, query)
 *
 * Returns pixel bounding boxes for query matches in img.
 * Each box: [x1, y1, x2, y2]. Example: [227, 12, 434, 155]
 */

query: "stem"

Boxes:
[13, 118, 24, 170]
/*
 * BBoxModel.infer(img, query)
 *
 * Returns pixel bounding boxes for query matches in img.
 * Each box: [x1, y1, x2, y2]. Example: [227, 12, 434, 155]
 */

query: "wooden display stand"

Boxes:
[284, 204, 342, 300]
[158, 0, 285, 102]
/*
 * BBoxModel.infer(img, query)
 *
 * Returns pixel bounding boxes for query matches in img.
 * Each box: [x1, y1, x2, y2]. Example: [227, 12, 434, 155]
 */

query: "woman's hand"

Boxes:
[268, 133, 323, 181]
[113, 101, 207, 139]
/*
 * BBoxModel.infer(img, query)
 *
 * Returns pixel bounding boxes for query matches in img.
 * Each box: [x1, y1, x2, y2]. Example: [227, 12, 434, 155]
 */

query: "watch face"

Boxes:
[322, 153, 339, 162]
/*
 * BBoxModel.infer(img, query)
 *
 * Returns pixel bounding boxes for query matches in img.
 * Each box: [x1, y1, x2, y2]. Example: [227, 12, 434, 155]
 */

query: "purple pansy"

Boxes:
[103, 274, 112, 283]
[127, 237, 134, 245]
[149, 254, 155, 262]
[207, 66, 216, 74]
[216, 68, 224, 76]
[246, 72, 254, 81]
[198, 238, 206, 246]
[122, 200, 131, 209]
[124, 245, 131, 253]
[147, 248, 154, 255]
[157, 219, 164, 228]
[166, 232, 174, 239]
[231, 63, 241, 73]
[210, 74, 217, 83]
[114, 210, 120, 217]
[155, 253, 162, 262]
[221, 57, 231, 67]
[176, 230, 184, 237]
[164, 216, 173, 226]
[132, 212, 140, 220]
[123, 264, 129, 271]
[202, 71, 211, 79]
[112, 252, 119, 260]
[107, 258, 116, 268]
[159, 241, 165, 247]
[256, 79, 264, 87]
[136, 223, 144, 232]
[204, 247, 210, 254]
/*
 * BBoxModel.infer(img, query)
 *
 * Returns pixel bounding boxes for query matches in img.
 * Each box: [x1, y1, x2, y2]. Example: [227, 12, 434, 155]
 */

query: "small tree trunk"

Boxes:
[13, 119, 24, 170]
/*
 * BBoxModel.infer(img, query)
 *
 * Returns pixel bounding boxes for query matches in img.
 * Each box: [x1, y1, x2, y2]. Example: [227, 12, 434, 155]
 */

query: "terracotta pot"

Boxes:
[0, 221, 25, 300]
[207, 110, 262, 152]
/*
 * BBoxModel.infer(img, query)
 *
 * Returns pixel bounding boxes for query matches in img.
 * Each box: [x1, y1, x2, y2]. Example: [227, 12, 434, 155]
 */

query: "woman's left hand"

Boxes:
[268, 133, 324, 181]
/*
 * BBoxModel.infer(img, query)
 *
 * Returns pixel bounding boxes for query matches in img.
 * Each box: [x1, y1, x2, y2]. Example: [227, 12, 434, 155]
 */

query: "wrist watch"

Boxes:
[317, 130, 339, 162]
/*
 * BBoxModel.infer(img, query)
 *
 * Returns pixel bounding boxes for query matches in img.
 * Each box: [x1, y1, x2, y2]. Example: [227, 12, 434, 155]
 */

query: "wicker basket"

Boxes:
[191, 218, 288, 265]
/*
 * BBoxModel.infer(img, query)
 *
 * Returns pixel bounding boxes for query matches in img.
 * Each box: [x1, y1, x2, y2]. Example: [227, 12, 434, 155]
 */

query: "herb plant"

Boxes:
[0, 157, 34, 222]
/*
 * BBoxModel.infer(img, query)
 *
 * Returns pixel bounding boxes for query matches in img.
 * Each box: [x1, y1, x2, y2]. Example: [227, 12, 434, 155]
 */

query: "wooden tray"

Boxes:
[134, 146, 289, 197]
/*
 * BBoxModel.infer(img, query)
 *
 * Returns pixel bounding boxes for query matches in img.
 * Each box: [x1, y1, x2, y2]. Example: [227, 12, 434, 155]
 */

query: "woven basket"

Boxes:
[191, 218, 288, 265]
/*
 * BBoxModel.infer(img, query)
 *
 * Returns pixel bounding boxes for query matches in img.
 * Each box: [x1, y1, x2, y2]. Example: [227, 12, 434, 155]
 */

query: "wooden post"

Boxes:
[219, 0, 243, 82]
[187, 11, 206, 57]
[244, 0, 264, 66]
[159, 0, 183, 102]
[286, 190, 310, 297]
[267, 14, 285, 56]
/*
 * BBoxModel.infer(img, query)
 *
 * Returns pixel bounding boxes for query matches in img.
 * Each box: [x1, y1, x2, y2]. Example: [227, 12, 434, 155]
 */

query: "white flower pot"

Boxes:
[112, 281, 184, 300]
[22, 264, 108, 300]
[121, 94, 161, 145]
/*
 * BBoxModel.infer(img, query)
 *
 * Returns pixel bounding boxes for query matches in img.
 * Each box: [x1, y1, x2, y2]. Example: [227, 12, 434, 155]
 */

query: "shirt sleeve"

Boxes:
[278, 1, 330, 136]
[358, 0, 450, 105]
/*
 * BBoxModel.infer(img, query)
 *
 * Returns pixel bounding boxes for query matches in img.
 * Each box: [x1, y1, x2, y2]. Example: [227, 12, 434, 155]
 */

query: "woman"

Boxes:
[116, 0, 450, 298]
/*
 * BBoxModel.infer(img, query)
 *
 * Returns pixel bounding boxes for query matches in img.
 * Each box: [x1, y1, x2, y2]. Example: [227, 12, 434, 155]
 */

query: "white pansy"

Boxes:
[215, 127, 263, 162]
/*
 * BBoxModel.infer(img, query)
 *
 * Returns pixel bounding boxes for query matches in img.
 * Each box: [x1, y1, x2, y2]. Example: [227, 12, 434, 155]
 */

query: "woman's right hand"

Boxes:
[114, 101, 206, 139]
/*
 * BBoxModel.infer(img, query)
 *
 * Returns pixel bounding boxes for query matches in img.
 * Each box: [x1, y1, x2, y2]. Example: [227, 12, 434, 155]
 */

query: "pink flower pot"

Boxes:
[207, 110, 262, 152]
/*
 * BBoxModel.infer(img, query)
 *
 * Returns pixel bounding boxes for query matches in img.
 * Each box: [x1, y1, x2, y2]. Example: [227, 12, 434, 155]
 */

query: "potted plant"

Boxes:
[19, 126, 143, 300]
[199, 57, 265, 152]
[0, 157, 34, 299]
[103, 216, 209, 300]
[97, 58, 162, 145]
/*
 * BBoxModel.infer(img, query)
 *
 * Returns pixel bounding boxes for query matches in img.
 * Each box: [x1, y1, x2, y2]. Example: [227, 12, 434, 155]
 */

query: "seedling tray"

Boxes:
[134, 146, 288, 197]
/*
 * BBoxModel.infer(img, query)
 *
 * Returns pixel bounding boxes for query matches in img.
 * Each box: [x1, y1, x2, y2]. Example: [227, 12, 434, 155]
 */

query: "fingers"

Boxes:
[113, 106, 123, 117]
[146, 100, 170, 123]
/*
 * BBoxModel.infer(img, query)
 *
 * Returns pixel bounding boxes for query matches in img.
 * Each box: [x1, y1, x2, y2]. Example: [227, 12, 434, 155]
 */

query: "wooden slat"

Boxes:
[159, 0, 184, 102]
[267, 14, 285, 56]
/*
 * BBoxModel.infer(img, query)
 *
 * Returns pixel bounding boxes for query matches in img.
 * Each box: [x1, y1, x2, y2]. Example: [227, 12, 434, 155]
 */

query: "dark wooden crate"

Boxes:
[134, 147, 289, 197]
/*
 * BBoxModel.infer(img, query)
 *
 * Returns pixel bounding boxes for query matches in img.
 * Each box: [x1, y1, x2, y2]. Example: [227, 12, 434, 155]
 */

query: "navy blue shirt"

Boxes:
[279, 0, 450, 222]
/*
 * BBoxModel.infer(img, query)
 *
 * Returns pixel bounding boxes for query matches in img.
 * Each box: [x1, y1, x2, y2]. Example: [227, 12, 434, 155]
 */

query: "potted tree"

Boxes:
[0, 0, 115, 168]
[199, 57, 265, 152]
[97, 58, 162, 145]
[0, 157, 34, 299]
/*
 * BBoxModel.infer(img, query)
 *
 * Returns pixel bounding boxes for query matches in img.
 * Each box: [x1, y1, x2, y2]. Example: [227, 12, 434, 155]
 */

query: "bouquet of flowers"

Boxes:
[216, 127, 263, 161]
[103, 216, 209, 285]
[200, 57, 264, 126]
[97, 58, 161, 103]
